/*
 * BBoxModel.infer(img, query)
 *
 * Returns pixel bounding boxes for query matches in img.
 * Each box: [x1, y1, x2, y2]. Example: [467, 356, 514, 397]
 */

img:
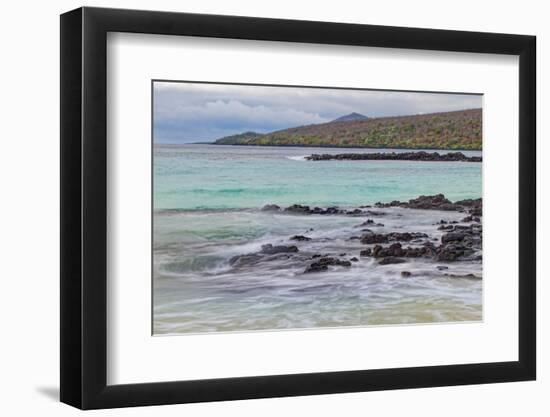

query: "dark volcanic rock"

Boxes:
[360, 231, 428, 244]
[444, 273, 482, 280]
[261, 204, 280, 211]
[407, 194, 452, 209]
[378, 256, 407, 265]
[284, 204, 358, 216]
[304, 257, 352, 273]
[282, 194, 481, 218]
[469, 207, 483, 216]
[455, 198, 482, 207]
[230, 243, 300, 266]
[441, 232, 468, 244]
[362, 239, 448, 261]
[436, 244, 465, 261]
[306, 151, 481, 163]
[284, 204, 311, 214]
[260, 244, 299, 255]
[356, 219, 375, 227]
[290, 235, 312, 241]
[375, 194, 483, 215]
[456, 198, 483, 217]
[436, 224, 481, 262]
[360, 248, 372, 257]
[257, 194, 482, 272]
[360, 233, 389, 244]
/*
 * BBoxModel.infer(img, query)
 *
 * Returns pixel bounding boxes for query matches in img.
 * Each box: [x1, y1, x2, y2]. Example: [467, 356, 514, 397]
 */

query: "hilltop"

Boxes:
[331, 112, 369, 122]
[213, 108, 482, 150]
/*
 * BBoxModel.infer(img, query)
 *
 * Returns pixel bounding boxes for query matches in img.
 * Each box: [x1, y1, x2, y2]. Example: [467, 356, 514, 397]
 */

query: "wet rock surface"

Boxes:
[360, 231, 428, 244]
[283, 204, 368, 216]
[378, 256, 407, 265]
[231, 194, 482, 277]
[229, 244, 300, 267]
[260, 244, 299, 255]
[270, 194, 481, 218]
[374, 193, 482, 216]
[261, 204, 281, 211]
[304, 256, 352, 273]
[290, 235, 312, 241]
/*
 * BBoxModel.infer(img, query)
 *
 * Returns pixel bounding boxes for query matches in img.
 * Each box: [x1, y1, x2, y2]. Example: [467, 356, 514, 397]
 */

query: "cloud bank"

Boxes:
[153, 82, 482, 143]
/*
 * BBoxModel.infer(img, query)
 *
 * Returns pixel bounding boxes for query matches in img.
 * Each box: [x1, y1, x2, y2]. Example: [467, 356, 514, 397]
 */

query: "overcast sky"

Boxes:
[153, 81, 482, 143]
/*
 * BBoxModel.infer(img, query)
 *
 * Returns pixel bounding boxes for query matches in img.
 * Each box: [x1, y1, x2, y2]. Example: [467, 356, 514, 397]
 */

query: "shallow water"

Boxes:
[154, 144, 482, 210]
[153, 144, 483, 335]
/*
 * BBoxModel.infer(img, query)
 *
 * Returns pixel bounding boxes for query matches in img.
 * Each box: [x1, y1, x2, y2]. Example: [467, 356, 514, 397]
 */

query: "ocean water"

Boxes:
[153, 144, 482, 335]
[154, 145, 482, 210]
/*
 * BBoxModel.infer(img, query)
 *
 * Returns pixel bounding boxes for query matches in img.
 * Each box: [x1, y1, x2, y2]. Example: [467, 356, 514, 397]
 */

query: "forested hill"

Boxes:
[213, 108, 482, 150]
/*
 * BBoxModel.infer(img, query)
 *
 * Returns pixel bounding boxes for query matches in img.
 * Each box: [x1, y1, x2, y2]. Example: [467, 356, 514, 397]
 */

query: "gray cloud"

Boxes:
[153, 81, 482, 143]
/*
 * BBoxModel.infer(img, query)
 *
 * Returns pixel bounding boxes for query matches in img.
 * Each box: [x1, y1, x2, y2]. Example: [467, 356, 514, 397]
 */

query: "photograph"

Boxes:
[152, 81, 483, 335]
[50, 3, 540, 412]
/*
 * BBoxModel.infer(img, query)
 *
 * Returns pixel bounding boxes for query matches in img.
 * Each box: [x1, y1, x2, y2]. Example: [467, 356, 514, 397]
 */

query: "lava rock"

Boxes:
[378, 257, 407, 265]
[360, 248, 372, 257]
[260, 244, 299, 255]
[441, 232, 468, 244]
[306, 151, 481, 163]
[290, 235, 311, 241]
[284, 204, 311, 214]
[304, 257, 352, 273]
[261, 204, 280, 211]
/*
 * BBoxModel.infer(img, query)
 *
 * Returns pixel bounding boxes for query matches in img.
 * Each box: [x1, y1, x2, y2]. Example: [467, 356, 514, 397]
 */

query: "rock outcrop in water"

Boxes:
[375, 194, 482, 215]
[231, 194, 482, 275]
[360, 232, 428, 244]
[260, 194, 481, 217]
[283, 204, 365, 216]
[305, 151, 481, 162]
[229, 244, 299, 267]
[290, 235, 312, 241]
[260, 244, 298, 255]
[358, 223, 482, 265]
[304, 256, 352, 273]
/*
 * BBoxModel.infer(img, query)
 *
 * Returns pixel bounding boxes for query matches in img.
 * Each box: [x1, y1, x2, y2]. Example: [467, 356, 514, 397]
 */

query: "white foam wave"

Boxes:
[286, 155, 307, 161]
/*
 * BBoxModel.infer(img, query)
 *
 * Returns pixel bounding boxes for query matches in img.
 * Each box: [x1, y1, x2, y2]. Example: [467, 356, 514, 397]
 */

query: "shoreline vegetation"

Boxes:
[212, 108, 482, 150]
[305, 151, 482, 162]
[225, 194, 482, 277]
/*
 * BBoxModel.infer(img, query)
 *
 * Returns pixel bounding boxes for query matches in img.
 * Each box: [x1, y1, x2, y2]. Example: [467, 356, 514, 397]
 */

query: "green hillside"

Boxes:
[213, 131, 263, 145]
[213, 108, 482, 150]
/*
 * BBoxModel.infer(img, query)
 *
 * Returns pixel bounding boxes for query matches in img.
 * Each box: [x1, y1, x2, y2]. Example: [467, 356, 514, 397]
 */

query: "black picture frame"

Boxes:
[60, 6, 536, 410]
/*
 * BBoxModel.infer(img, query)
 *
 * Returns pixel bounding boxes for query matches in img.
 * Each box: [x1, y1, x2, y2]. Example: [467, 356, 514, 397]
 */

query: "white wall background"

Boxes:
[0, 0, 545, 415]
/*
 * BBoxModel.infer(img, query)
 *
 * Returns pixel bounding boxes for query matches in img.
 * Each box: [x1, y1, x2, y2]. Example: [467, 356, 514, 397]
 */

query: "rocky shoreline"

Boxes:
[305, 151, 482, 162]
[229, 194, 482, 277]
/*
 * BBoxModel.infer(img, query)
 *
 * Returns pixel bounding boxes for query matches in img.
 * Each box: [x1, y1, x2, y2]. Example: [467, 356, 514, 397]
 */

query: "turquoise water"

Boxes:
[154, 145, 482, 210]
[153, 144, 482, 335]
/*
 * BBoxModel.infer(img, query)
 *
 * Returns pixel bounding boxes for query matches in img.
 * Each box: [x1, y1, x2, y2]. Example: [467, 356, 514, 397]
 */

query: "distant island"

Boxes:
[213, 108, 482, 150]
